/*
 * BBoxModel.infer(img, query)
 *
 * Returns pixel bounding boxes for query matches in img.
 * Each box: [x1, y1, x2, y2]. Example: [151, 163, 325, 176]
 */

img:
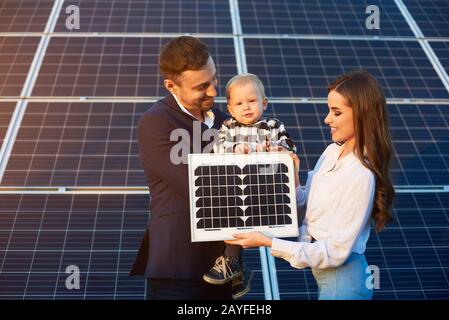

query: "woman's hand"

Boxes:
[225, 231, 273, 248]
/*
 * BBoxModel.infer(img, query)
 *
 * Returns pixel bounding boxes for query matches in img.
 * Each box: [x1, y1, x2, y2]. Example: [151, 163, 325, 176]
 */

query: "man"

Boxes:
[129, 36, 232, 299]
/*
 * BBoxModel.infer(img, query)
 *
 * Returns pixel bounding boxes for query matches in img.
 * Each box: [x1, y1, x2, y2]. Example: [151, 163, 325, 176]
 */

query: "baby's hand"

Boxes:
[256, 141, 270, 152]
[234, 143, 251, 154]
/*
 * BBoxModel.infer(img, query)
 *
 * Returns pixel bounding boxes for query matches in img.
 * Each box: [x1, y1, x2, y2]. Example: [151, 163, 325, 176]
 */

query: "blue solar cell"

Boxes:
[54, 0, 233, 34]
[239, 0, 414, 37]
[245, 38, 449, 99]
[404, 0, 449, 38]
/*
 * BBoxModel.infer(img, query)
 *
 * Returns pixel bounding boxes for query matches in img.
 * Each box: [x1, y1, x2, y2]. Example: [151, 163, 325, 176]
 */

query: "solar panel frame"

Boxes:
[189, 153, 298, 242]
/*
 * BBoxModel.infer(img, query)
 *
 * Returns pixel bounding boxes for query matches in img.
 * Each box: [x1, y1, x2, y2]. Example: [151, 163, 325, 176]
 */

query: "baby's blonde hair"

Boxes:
[225, 73, 266, 101]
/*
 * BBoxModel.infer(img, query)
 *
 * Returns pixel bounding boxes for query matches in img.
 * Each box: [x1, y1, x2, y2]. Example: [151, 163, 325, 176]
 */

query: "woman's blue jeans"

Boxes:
[311, 253, 373, 300]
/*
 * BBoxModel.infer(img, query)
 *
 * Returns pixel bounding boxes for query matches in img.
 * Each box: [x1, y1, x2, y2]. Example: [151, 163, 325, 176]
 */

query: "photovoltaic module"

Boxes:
[188, 153, 299, 242]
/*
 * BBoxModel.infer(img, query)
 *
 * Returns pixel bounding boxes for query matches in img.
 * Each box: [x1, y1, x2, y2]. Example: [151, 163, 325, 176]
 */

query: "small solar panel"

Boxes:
[239, 0, 414, 37]
[0, 102, 16, 149]
[245, 38, 449, 99]
[404, 0, 449, 38]
[31, 37, 237, 97]
[188, 153, 298, 242]
[1, 102, 147, 187]
[0, 37, 39, 97]
[54, 0, 232, 34]
[276, 192, 449, 300]
[0, 0, 53, 32]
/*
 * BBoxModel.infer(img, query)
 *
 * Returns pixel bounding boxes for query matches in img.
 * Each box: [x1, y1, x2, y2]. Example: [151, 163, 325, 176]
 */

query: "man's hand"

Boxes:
[234, 143, 251, 154]
[225, 231, 272, 248]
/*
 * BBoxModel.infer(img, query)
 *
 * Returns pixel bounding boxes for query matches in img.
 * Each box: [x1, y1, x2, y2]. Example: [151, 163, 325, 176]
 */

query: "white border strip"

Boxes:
[2, 96, 449, 104]
[2, 97, 449, 104]
[2, 32, 449, 43]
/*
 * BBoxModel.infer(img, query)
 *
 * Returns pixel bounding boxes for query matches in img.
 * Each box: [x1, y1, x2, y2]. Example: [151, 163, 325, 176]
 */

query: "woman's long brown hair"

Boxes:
[328, 70, 395, 233]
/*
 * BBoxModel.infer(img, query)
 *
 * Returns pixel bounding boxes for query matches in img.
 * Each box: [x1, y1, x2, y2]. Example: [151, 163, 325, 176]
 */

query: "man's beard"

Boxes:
[196, 97, 214, 110]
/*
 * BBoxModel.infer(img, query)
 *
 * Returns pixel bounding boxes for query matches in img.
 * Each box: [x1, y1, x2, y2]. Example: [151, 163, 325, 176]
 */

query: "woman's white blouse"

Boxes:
[271, 143, 376, 269]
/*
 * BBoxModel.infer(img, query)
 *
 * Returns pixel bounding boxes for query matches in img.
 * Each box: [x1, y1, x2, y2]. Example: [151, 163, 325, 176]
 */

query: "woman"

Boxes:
[226, 70, 395, 300]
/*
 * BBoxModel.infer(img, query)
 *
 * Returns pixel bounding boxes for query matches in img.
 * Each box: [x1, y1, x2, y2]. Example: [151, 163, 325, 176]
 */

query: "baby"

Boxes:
[205, 73, 297, 298]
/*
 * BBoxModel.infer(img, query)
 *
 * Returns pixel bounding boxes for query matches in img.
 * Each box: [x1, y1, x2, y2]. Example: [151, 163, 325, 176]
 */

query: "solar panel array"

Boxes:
[0, 0, 448, 300]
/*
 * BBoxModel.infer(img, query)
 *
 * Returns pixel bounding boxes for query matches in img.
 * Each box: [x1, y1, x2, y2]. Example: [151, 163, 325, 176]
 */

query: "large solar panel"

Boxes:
[0, 37, 39, 97]
[31, 37, 237, 97]
[0, 193, 264, 299]
[54, 0, 232, 34]
[0, 194, 148, 299]
[404, 0, 449, 38]
[264, 103, 449, 186]
[189, 153, 298, 241]
[0, 0, 54, 33]
[1, 102, 147, 187]
[0, 0, 448, 301]
[0, 103, 16, 149]
[244, 38, 449, 99]
[239, 0, 414, 37]
[276, 192, 449, 300]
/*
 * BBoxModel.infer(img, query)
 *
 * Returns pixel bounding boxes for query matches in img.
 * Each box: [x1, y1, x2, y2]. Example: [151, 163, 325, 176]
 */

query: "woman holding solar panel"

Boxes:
[226, 70, 395, 300]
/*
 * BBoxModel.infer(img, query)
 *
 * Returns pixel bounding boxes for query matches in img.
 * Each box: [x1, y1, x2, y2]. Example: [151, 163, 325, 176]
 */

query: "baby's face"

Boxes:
[227, 82, 268, 125]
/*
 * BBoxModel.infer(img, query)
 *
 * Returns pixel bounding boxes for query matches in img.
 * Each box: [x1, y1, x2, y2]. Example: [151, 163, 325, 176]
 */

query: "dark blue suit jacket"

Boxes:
[130, 94, 228, 279]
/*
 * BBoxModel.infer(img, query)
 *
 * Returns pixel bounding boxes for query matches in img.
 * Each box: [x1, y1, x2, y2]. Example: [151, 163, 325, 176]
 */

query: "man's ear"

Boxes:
[262, 97, 268, 110]
[164, 79, 178, 95]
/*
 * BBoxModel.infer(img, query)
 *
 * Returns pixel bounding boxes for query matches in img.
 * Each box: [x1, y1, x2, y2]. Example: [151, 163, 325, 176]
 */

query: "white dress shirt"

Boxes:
[271, 143, 375, 269]
[172, 93, 215, 129]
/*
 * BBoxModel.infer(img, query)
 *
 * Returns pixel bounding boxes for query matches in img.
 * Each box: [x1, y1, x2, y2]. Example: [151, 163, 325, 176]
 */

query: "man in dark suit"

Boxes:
[130, 36, 232, 299]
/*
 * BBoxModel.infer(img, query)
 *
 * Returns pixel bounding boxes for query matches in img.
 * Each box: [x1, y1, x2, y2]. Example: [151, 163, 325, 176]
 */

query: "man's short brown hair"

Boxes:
[159, 36, 210, 84]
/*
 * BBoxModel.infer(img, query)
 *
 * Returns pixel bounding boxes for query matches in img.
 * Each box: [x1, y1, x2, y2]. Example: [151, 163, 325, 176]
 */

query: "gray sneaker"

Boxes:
[203, 255, 243, 285]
